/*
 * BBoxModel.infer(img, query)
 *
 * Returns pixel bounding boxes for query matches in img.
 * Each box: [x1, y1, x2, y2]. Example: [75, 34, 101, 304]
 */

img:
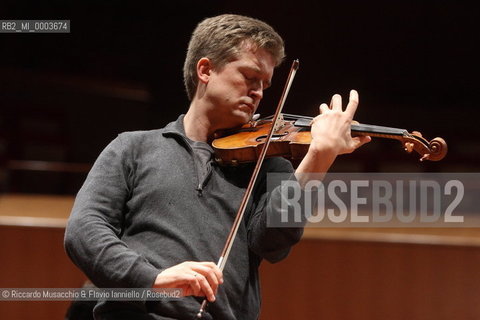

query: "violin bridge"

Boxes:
[249, 114, 261, 127]
[273, 114, 286, 132]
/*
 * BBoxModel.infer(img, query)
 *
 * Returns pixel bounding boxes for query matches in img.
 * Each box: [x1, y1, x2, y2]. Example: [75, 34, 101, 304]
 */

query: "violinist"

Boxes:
[64, 14, 370, 319]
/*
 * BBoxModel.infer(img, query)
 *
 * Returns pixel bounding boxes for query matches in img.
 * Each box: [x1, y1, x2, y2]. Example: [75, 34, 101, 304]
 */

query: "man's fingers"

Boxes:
[192, 265, 219, 293]
[319, 103, 330, 114]
[154, 261, 224, 302]
[345, 89, 359, 118]
[352, 135, 371, 150]
[190, 261, 224, 302]
[188, 273, 203, 296]
[192, 272, 216, 302]
[329, 94, 342, 111]
[197, 261, 223, 284]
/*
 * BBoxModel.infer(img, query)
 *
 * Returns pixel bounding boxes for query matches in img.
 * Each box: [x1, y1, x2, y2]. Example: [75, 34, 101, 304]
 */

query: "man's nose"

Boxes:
[249, 82, 263, 101]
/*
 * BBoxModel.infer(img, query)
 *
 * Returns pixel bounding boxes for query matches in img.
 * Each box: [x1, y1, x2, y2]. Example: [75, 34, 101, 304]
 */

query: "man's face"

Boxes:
[206, 43, 276, 129]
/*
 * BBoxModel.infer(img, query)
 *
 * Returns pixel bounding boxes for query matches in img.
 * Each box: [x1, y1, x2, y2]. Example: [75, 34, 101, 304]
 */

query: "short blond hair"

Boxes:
[183, 14, 285, 100]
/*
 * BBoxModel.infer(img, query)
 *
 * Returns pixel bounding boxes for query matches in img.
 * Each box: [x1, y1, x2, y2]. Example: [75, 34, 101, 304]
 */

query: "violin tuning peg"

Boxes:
[404, 142, 414, 153]
[420, 154, 430, 161]
[412, 131, 423, 137]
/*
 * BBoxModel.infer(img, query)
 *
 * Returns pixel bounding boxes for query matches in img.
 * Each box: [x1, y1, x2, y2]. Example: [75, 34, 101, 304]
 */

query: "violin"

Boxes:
[212, 113, 448, 165]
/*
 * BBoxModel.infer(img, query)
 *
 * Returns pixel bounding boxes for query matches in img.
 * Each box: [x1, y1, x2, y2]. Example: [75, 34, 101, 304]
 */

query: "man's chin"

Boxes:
[231, 110, 252, 124]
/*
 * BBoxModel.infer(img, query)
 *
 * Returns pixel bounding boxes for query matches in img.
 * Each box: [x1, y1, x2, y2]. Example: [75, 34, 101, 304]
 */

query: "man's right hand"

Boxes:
[153, 261, 223, 302]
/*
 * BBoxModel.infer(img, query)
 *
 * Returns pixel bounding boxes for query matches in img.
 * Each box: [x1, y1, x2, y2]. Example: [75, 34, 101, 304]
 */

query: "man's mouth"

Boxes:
[241, 103, 255, 114]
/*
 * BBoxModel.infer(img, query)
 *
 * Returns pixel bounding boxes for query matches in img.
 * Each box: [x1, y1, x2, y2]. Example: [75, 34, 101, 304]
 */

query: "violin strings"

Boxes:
[259, 113, 314, 121]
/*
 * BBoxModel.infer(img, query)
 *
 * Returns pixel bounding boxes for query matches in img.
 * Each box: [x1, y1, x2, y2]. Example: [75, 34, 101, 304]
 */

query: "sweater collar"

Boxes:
[162, 114, 214, 153]
[162, 114, 187, 138]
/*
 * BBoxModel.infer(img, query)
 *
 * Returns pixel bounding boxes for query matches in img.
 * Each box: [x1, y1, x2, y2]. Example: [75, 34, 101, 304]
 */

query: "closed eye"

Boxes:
[242, 72, 255, 81]
[241, 68, 271, 90]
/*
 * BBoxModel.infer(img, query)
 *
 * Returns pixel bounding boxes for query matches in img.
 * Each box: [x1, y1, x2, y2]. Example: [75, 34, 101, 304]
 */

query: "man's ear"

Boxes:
[197, 58, 212, 84]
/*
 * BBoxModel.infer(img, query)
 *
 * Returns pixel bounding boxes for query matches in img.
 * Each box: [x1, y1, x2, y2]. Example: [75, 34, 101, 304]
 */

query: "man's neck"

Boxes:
[183, 101, 217, 143]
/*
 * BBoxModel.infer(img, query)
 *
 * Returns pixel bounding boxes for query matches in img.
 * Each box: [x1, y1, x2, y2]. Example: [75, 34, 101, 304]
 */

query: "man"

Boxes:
[65, 14, 370, 319]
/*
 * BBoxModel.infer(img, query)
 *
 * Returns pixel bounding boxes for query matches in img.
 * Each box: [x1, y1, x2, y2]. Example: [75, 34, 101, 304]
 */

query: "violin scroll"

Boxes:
[425, 137, 448, 161]
[401, 131, 447, 161]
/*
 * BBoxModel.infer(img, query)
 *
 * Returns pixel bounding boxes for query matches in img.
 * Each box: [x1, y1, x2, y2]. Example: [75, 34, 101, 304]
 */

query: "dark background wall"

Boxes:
[0, 1, 478, 194]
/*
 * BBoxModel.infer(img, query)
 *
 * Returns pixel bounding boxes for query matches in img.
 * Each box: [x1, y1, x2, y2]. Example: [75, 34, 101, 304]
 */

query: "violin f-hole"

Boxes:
[255, 132, 288, 142]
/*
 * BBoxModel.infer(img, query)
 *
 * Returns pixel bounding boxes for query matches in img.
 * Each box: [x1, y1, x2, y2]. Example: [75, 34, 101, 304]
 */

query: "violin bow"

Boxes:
[195, 59, 300, 318]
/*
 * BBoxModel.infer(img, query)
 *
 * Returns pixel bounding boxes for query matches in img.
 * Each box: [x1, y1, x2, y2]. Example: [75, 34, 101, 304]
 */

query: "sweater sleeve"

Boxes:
[246, 158, 308, 263]
[64, 134, 160, 288]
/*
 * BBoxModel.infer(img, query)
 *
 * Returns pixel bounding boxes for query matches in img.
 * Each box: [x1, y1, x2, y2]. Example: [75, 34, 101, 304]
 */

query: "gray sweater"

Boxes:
[64, 115, 304, 319]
